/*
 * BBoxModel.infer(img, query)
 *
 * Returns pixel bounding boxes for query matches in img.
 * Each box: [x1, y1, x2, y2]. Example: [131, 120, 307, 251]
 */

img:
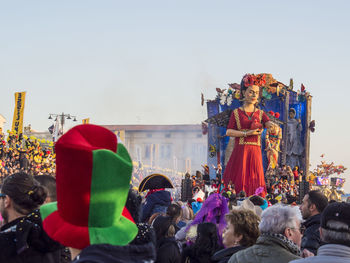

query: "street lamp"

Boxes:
[48, 112, 77, 135]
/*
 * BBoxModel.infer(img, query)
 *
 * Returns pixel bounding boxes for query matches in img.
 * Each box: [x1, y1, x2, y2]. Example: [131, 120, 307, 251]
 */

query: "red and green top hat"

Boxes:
[40, 124, 138, 249]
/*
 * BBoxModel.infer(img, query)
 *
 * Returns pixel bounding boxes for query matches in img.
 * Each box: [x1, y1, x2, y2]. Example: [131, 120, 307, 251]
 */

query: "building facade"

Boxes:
[103, 124, 207, 174]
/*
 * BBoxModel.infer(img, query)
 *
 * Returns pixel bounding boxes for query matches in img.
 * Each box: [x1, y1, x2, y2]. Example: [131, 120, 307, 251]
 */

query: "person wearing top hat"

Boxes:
[290, 202, 350, 263]
[40, 124, 156, 263]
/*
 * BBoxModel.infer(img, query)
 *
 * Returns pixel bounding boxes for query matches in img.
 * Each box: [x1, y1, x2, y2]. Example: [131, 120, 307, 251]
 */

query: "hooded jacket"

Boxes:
[72, 242, 156, 263]
[141, 190, 171, 222]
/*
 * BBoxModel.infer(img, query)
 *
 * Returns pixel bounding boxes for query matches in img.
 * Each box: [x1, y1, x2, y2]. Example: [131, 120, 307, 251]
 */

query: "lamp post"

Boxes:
[48, 113, 77, 135]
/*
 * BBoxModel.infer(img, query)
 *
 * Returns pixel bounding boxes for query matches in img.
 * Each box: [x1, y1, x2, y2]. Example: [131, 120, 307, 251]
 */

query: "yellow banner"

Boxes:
[82, 118, 90, 124]
[115, 130, 125, 142]
[11, 92, 26, 135]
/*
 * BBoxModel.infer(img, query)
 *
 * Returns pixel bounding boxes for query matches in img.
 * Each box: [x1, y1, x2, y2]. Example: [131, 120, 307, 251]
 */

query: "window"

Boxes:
[144, 144, 151, 159]
[160, 144, 172, 159]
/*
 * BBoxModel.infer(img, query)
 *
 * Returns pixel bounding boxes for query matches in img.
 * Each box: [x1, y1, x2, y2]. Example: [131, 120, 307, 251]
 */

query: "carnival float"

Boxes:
[202, 73, 314, 200]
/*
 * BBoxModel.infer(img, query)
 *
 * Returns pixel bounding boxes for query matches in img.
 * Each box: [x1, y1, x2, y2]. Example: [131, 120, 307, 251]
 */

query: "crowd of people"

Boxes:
[0, 131, 55, 181]
[0, 125, 350, 263]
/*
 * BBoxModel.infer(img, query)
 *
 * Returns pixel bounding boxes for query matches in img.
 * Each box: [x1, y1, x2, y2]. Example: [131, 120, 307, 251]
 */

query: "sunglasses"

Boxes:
[0, 193, 6, 198]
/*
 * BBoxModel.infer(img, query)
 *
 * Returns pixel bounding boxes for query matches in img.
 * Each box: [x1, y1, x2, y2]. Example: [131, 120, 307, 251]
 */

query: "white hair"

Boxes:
[321, 220, 350, 244]
[259, 205, 302, 234]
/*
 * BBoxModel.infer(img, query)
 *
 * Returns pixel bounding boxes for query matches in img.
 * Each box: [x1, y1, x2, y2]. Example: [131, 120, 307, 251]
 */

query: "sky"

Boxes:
[1, 1, 350, 191]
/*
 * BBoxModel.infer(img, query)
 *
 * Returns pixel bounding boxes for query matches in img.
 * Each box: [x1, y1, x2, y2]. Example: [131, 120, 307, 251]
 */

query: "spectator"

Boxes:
[141, 188, 172, 222]
[39, 124, 154, 262]
[182, 222, 222, 263]
[290, 202, 350, 263]
[186, 194, 229, 246]
[228, 205, 303, 263]
[212, 209, 260, 263]
[299, 190, 329, 255]
[34, 174, 57, 203]
[153, 215, 181, 263]
[0, 172, 63, 262]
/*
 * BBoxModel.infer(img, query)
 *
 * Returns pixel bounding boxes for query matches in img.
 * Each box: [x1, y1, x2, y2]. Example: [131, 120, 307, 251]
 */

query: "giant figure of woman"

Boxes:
[223, 74, 274, 197]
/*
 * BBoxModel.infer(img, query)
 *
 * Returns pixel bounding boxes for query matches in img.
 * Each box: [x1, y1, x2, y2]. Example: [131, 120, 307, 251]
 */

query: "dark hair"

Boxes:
[2, 172, 47, 214]
[225, 209, 260, 247]
[308, 190, 329, 213]
[152, 216, 175, 243]
[125, 188, 142, 223]
[240, 78, 261, 100]
[238, 190, 246, 198]
[166, 203, 182, 223]
[249, 195, 265, 206]
[194, 223, 220, 258]
[34, 174, 57, 202]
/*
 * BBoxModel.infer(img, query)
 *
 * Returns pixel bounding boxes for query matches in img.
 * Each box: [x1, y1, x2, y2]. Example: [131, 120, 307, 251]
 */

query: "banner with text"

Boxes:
[82, 118, 90, 124]
[11, 91, 26, 135]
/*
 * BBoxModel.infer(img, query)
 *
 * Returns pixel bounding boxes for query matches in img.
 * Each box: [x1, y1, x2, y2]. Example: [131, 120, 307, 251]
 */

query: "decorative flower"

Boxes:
[219, 93, 226, 105]
[242, 73, 266, 87]
[275, 112, 280, 118]
[226, 95, 233, 106]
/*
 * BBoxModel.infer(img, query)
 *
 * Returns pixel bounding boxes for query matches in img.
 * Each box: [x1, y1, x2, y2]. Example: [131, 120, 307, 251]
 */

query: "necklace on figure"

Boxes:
[242, 105, 256, 120]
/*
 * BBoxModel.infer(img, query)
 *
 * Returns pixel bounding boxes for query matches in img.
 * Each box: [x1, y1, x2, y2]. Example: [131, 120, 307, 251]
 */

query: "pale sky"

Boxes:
[1, 0, 350, 191]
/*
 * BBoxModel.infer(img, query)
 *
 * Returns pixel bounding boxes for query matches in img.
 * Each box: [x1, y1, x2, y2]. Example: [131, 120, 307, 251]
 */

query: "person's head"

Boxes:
[175, 201, 194, 222]
[320, 202, 350, 247]
[194, 222, 219, 255]
[241, 85, 260, 105]
[34, 174, 57, 203]
[289, 108, 296, 119]
[300, 190, 328, 220]
[259, 205, 303, 247]
[0, 172, 47, 223]
[223, 209, 260, 248]
[240, 74, 265, 105]
[238, 190, 246, 199]
[249, 195, 265, 206]
[152, 215, 176, 242]
[125, 188, 142, 223]
[39, 124, 138, 252]
[166, 203, 182, 224]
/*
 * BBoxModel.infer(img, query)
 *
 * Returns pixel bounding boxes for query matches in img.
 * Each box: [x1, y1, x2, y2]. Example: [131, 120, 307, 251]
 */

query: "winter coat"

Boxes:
[182, 244, 221, 263]
[141, 190, 171, 222]
[228, 234, 301, 263]
[301, 214, 322, 255]
[156, 237, 181, 263]
[73, 242, 156, 263]
[290, 244, 350, 263]
[0, 209, 68, 263]
[211, 246, 245, 263]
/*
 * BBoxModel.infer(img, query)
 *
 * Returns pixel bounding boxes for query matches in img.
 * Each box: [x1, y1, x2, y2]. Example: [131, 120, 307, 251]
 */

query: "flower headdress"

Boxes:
[242, 73, 266, 88]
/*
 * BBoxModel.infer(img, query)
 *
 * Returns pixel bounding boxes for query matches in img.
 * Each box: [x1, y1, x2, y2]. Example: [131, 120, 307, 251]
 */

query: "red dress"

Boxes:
[223, 108, 269, 197]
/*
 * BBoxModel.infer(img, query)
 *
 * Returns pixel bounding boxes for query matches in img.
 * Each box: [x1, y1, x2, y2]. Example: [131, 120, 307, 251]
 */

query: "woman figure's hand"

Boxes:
[248, 129, 262, 136]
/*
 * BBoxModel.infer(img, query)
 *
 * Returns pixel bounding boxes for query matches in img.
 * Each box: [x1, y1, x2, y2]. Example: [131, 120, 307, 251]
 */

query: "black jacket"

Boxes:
[211, 246, 245, 263]
[0, 209, 68, 263]
[72, 242, 156, 263]
[156, 237, 181, 263]
[301, 213, 322, 255]
[182, 245, 222, 263]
